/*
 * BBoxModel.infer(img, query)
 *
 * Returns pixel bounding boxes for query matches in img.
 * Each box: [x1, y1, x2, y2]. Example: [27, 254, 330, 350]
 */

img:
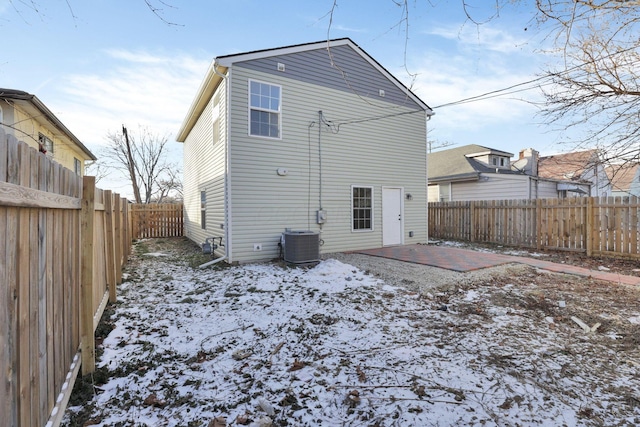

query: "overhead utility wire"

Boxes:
[432, 44, 640, 110]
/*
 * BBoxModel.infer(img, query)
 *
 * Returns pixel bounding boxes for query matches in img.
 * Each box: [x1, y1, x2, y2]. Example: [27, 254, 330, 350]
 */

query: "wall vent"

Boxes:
[282, 231, 320, 264]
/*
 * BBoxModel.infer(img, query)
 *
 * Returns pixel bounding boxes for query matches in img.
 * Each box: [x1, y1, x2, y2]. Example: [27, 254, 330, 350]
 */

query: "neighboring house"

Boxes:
[177, 38, 434, 264]
[427, 145, 576, 201]
[537, 149, 610, 197]
[606, 163, 640, 197]
[0, 88, 96, 175]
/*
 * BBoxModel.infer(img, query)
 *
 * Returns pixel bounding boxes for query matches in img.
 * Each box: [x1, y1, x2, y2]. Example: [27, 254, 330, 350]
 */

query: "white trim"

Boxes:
[217, 38, 432, 114]
[351, 185, 374, 232]
[226, 68, 233, 263]
[247, 79, 282, 140]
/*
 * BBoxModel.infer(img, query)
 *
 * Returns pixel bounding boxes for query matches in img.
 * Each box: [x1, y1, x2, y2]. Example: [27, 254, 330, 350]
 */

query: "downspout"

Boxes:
[318, 111, 323, 231]
[200, 59, 231, 268]
[425, 110, 433, 242]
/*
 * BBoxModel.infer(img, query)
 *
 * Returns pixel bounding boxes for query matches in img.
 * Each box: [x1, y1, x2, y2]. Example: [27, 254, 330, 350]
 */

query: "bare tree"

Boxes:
[101, 125, 181, 204]
[456, 1, 640, 165]
[155, 167, 183, 203]
[6, 0, 180, 25]
[84, 161, 109, 184]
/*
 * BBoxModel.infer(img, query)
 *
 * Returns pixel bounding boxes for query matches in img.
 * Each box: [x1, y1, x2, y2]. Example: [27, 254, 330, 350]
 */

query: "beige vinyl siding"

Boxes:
[183, 80, 227, 253]
[227, 67, 427, 263]
[450, 174, 531, 201]
[8, 105, 90, 173]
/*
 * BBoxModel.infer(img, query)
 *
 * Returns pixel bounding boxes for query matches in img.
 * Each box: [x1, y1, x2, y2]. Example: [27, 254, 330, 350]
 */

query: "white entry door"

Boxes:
[382, 187, 403, 246]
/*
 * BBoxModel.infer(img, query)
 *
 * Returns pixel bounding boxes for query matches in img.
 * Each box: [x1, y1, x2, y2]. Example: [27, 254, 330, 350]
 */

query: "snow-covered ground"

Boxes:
[64, 239, 640, 426]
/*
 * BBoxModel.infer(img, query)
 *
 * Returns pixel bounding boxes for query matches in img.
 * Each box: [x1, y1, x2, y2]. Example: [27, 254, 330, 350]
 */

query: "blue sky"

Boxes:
[1, 0, 565, 194]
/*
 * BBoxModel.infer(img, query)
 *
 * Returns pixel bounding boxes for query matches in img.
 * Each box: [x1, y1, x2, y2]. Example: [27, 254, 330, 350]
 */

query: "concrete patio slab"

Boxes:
[355, 244, 640, 286]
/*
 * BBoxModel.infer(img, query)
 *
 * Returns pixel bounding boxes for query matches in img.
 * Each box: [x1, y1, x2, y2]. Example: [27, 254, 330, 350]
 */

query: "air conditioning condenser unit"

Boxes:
[282, 230, 320, 264]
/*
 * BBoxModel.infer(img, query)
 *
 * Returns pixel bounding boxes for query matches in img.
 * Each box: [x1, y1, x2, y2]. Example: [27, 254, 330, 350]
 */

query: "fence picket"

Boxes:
[429, 196, 640, 259]
[0, 131, 132, 427]
[130, 203, 184, 239]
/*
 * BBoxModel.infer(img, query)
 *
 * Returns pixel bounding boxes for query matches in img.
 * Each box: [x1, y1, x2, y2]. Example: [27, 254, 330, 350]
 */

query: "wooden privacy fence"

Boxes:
[0, 129, 130, 427]
[428, 197, 640, 258]
[131, 203, 183, 239]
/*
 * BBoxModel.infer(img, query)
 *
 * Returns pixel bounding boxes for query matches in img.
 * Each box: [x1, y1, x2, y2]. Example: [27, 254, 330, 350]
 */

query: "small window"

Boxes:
[74, 158, 82, 176]
[39, 133, 53, 154]
[352, 186, 373, 231]
[0, 105, 3, 124]
[249, 80, 281, 138]
[439, 183, 451, 202]
[200, 191, 207, 229]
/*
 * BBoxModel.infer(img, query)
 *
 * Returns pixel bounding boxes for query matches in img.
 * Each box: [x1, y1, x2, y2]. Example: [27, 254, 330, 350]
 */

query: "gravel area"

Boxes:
[324, 252, 530, 292]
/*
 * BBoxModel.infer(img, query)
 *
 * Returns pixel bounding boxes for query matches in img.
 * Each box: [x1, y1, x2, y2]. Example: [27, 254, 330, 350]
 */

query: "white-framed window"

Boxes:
[0, 105, 3, 124]
[248, 79, 281, 138]
[74, 158, 82, 176]
[352, 186, 373, 232]
[39, 133, 53, 154]
[200, 190, 207, 229]
[439, 183, 451, 202]
[492, 156, 508, 168]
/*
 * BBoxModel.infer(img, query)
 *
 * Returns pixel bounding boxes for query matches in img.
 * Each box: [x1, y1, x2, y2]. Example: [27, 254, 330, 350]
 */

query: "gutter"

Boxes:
[0, 88, 97, 160]
[428, 172, 480, 184]
[198, 60, 232, 267]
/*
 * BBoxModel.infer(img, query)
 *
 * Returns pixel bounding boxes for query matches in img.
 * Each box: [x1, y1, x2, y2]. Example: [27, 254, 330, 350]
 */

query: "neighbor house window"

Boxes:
[74, 158, 82, 176]
[352, 186, 373, 231]
[249, 80, 281, 138]
[200, 191, 207, 229]
[39, 133, 53, 154]
[439, 183, 451, 202]
[0, 105, 3, 124]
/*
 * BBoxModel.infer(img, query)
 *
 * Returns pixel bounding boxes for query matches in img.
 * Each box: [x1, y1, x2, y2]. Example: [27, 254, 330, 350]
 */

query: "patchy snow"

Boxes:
[142, 252, 169, 257]
[63, 240, 640, 427]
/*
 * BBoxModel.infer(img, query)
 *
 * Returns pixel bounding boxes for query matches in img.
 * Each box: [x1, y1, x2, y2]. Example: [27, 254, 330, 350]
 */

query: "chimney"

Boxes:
[517, 148, 539, 176]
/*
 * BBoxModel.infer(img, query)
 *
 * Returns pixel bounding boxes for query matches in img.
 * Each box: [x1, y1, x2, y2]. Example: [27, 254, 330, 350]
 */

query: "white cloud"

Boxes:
[44, 48, 211, 197]
[53, 49, 210, 149]
[425, 22, 532, 54]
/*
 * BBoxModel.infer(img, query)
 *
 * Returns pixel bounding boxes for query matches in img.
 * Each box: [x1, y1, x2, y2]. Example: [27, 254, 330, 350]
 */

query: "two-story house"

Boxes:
[177, 39, 434, 264]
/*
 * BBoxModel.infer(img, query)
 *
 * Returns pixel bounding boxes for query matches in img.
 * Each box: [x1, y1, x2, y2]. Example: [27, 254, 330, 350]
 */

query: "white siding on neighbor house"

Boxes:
[227, 66, 428, 263]
[427, 185, 440, 202]
[449, 174, 531, 201]
[533, 179, 560, 199]
[183, 79, 227, 254]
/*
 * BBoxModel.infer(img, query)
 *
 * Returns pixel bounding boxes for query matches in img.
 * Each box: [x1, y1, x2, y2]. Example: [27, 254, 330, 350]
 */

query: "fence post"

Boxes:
[469, 201, 475, 242]
[536, 198, 542, 251]
[80, 176, 96, 375]
[586, 197, 594, 257]
[114, 196, 123, 285]
[104, 190, 117, 303]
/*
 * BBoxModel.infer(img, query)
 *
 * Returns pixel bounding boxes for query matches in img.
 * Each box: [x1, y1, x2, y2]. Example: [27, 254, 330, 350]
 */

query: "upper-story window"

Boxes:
[38, 133, 54, 154]
[74, 158, 82, 176]
[249, 80, 281, 139]
[0, 105, 3, 124]
[492, 156, 508, 168]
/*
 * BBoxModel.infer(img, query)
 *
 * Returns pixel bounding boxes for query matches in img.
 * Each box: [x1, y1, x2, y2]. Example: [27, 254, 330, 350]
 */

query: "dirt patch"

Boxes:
[63, 237, 640, 426]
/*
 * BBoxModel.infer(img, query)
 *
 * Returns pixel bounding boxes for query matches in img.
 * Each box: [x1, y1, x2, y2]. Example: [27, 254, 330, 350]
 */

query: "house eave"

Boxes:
[176, 64, 227, 142]
[428, 172, 480, 183]
[0, 88, 97, 160]
[178, 39, 436, 142]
